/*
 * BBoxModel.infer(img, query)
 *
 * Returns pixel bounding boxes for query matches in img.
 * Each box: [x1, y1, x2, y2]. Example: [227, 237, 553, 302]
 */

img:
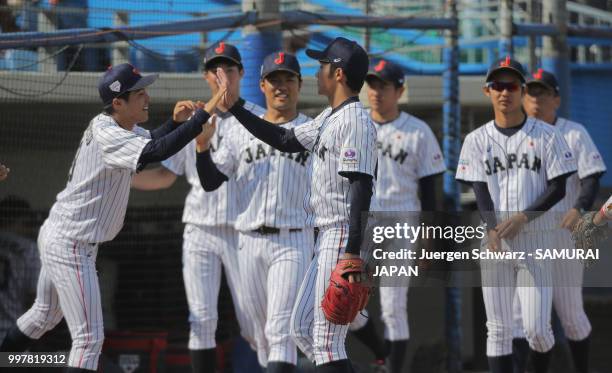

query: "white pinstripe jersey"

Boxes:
[550, 118, 606, 213]
[456, 117, 577, 231]
[47, 113, 151, 243]
[163, 101, 265, 227]
[294, 100, 378, 227]
[213, 113, 312, 231]
[603, 195, 612, 219]
[370, 111, 446, 211]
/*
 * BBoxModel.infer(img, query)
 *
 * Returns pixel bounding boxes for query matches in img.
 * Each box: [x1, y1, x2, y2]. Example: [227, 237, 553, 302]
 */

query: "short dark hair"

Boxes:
[328, 62, 365, 93]
[103, 90, 132, 114]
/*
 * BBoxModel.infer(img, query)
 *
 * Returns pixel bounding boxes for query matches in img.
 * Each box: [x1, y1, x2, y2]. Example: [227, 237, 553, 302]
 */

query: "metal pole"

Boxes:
[241, 0, 282, 106]
[500, 0, 514, 56]
[527, 0, 537, 71]
[364, 0, 371, 52]
[443, 1, 462, 372]
[542, 0, 570, 117]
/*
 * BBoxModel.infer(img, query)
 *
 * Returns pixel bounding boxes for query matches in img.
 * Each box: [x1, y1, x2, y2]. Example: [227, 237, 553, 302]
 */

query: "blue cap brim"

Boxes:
[305, 49, 328, 62]
[127, 74, 158, 91]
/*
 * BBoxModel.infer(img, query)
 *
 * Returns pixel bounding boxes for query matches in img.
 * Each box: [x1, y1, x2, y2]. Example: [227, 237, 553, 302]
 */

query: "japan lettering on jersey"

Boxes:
[162, 101, 265, 227]
[293, 100, 378, 227]
[47, 114, 151, 242]
[213, 113, 312, 231]
[550, 118, 606, 213]
[456, 117, 577, 231]
[371, 111, 446, 211]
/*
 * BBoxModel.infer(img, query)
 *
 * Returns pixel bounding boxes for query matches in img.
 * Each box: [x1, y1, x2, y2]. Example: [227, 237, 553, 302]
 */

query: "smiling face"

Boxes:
[260, 70, 301, 112]
[112, 88, 150, 124]
[483, 71, 525, 115]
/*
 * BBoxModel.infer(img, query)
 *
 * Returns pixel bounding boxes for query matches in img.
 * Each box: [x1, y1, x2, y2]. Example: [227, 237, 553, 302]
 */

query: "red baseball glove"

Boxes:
[321, 258, 371, 325]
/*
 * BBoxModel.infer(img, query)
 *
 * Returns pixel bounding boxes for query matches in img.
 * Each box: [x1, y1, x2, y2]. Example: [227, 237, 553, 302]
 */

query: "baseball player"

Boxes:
[217, 37, 377, 373]
[0, 162, 9, 181]
[194, 52, 314, 373]
[455, 57, 577, 373]
[131, 42, 263, 373]
[511, 69, 606, 373]
[349, 59, 446, 373]
[0, 63, 226, 372]
[0, 196, 40, 342]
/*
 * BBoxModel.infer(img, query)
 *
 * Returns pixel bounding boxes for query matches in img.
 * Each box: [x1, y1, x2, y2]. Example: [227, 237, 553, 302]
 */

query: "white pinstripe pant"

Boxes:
[480, 231, 555, 357]
[17, 222, 104, 370]
[182, 224, 254, 350]
[237, 229, 314, 366]
[513, 230, 591, 341]
[290, 224, 351, 365]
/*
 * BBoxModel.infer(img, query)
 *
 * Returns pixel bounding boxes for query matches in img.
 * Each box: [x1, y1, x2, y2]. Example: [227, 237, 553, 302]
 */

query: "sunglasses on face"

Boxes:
[526, 84, 555, 97]
[486, 81, 523, 92]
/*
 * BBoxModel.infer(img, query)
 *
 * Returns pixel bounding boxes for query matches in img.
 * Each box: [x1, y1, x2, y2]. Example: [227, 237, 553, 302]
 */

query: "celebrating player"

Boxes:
[0, 63, 226, 372]
[455, 57, 577, 373]
[194, 52, 314, 373]
[349, 59, 446, 373]
[131, 42, 262, 373]
[217, 37, 377, 373]
[511, 69, 606, 373]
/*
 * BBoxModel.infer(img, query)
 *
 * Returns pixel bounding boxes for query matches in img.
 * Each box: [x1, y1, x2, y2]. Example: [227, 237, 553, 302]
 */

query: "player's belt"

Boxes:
[252, 226, 302, 235]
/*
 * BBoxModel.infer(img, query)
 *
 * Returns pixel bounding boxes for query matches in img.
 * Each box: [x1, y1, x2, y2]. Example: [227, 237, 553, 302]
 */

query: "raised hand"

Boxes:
[173, 100, 196, 123]
[195, 115, 217, 152]
[203, 68, 231, 114]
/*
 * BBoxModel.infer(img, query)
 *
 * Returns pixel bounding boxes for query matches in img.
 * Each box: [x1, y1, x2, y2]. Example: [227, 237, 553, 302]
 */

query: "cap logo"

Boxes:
[500, 56, 511, 67]
[109, 80, 121, 93]
[533, 68, 543, 80]
[374, 60, 386, 72]
[274, 52, 285, 65]
[215, 42, 225, 54]
[333, 58, 342, 63]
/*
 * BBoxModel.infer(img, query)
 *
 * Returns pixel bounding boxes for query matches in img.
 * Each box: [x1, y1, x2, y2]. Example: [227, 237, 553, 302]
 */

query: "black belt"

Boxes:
[252, 226, 302, 235]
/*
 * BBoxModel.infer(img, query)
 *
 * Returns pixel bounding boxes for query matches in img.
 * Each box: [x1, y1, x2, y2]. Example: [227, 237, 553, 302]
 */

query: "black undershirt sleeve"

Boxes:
[345, 172, 374, 256]
[228, 104, 305, 153]
[419, 173, 442, 212]
[150, 118, 180, 140]
[195, 150, 229, 192]
[573, 173, 603, 211]
[472, 181, 497, 230]
[523, 172, 573, 218]
[137, 109, 209, 168]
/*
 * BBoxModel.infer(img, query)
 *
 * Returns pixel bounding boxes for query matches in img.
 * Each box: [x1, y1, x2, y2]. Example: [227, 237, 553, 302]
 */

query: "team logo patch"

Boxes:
[564, 151, 573, 159]
[459, 159, 469, 170]
[274, 52, 285, 65]
[500, 56, 511, 67]
[109, 80, 121, 93]
[341, 147, 358, 164]
[433, 153, 442, 162]
[593, 153, 601, 160]
[374, 60, 386, 72]
[215, 42, 225, 54]
[533, 68, 544, 80]
[333, 58, 342, 63]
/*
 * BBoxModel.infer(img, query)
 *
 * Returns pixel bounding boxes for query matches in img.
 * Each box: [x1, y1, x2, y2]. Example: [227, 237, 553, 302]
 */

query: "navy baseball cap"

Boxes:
[486, 56, 526, 83]
[527, 68, 560, 94]
[203, 41, 242, 70]
[306, 37, 369, 84]
[98, 63, 158, 107]
[260, 51, 301, 79]
[366, 59, 405, 86]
